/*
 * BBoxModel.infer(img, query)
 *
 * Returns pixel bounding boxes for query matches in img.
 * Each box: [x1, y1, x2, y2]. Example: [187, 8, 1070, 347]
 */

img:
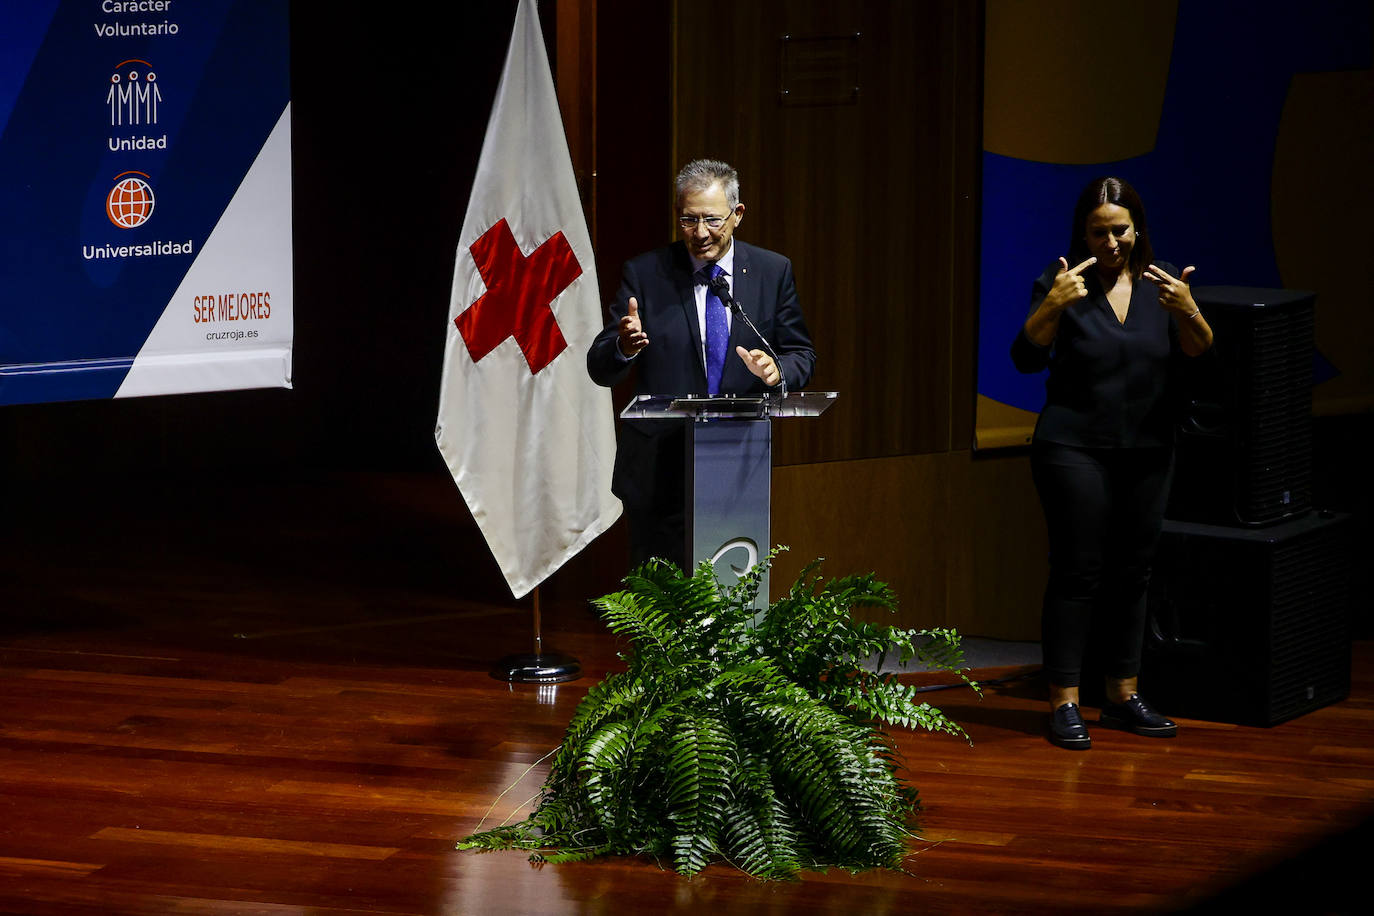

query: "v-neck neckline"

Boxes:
[1104, 278, 1133, 327]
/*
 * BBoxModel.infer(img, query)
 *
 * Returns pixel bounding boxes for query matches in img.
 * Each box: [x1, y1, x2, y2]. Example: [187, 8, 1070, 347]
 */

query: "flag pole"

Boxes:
[533, 585, 543, 656]
[489, 584, 582, 683]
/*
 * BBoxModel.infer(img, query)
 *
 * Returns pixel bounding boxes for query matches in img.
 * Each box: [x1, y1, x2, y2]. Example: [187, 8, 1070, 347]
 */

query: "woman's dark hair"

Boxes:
[1066, 176, 1153, 278]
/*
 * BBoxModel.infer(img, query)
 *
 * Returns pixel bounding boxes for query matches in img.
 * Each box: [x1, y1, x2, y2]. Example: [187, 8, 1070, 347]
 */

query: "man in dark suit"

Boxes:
[587, 159, 816, 570]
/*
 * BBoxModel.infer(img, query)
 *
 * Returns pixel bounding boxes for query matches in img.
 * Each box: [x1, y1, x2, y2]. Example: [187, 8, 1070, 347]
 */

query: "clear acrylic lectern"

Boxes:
[620, 391, 837, 604]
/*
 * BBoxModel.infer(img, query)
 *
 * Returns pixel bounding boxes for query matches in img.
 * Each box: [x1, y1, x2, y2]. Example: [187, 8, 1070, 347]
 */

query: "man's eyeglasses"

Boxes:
[678, 215, 729, 230]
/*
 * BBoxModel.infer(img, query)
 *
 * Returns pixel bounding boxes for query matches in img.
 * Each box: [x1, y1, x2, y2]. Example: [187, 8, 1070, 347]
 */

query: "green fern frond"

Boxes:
[535, 844, 614, 865]
[832, 679, 971, 741]
[660, 715, 735, 875]
[741, 694, 906, 866]
[711, 742, 810, 878]
[456, 823, 543, 852]
[547, 673, 647, 776]
[577, 720, 651, 840]
[719, 796, 809, 880]
[594, 589, 682, 665]
[723, 545, 784, 608]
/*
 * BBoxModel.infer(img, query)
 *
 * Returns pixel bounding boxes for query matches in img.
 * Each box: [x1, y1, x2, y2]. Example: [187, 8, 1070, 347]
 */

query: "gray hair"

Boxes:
[675, 159, 740, 209]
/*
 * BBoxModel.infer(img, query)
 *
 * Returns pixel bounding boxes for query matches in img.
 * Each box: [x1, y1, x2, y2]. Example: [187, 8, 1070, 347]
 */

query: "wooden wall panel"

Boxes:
[772, 452, 960, 629]
[671, 0, 982, 465]
[772, 449, 1046, 639]
[963, 450, 1047, 640]
[591, 0, 674, 318]
[555, 0, 598, 208]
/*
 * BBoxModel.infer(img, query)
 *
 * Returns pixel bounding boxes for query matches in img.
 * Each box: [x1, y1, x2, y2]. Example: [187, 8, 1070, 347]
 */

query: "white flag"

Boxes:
[435, 0, 620, 598]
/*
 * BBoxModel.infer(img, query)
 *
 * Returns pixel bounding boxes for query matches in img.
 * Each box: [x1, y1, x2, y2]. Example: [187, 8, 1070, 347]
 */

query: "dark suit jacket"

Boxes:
[586, 239, 816, 518]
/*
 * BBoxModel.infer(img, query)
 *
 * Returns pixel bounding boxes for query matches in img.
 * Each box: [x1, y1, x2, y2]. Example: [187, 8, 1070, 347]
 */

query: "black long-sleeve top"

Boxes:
[1011, 261, 1185, 449]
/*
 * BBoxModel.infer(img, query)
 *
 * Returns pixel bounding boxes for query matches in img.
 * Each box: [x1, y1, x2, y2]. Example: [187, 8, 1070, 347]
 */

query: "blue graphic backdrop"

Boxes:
[0, 0, 290, 405]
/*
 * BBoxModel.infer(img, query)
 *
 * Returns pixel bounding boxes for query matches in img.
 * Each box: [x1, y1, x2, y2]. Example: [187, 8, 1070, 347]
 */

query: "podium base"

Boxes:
[489, 652, 581, 684]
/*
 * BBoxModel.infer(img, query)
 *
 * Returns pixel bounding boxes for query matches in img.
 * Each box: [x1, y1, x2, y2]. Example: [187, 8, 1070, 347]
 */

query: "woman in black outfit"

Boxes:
[1011, 177, 1214, 750]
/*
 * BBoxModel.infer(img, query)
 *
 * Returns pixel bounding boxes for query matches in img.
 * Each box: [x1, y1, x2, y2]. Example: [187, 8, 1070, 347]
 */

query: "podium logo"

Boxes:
[711, 538, 759, 580]
[107, 171, 155, 228]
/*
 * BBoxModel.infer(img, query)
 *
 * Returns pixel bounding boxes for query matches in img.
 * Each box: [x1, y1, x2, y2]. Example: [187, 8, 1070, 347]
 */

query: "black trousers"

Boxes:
[1031, 440, 1174, 689]
[623, 426, 688, 573]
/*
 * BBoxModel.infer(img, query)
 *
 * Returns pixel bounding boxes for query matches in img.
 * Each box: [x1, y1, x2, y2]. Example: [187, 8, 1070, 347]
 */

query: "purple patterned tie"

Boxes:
[703, 264, 728, 395]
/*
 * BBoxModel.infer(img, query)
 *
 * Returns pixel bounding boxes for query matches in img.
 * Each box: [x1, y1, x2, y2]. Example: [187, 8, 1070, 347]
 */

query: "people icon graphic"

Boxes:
[108, 59, 161, 127]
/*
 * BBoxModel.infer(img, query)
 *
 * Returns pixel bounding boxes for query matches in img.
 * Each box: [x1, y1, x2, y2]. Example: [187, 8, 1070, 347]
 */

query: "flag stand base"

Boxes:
[490, 652, 581, 683]
[489, 587, 581, 683]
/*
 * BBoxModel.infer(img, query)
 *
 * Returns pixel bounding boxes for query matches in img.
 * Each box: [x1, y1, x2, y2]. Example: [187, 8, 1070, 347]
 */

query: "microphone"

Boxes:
[709, 273, 788, 399]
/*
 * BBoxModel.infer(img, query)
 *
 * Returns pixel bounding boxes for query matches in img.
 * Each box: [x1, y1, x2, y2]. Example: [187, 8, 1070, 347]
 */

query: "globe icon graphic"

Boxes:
[106, 175, 155, 228]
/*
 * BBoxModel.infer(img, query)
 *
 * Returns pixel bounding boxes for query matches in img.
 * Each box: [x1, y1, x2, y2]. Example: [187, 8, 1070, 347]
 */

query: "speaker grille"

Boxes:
[1171, 287, 1316, 527]
[1240, 306, 1313, 524]
[1267, 519, 1351, 722]
[1144, 511, 1353, 726]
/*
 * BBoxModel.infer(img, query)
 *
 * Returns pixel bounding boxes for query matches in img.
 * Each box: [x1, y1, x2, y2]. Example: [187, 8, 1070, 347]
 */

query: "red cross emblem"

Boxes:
[455, 218, 582, 374]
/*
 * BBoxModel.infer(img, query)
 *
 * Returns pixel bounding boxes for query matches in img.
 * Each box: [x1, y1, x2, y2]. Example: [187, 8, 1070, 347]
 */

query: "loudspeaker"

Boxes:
[1142, 510, 1352, 726]
[1169, 286, 1316, 527]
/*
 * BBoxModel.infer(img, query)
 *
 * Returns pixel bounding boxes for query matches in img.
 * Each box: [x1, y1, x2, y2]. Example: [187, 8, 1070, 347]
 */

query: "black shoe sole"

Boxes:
[1048, 732, 1091, 750]
[1098, 714, 1177, 738]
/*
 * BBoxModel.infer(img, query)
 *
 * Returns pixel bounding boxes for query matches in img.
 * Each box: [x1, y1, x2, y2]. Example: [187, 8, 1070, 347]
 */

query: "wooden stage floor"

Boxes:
[0, 473, 1369, 914]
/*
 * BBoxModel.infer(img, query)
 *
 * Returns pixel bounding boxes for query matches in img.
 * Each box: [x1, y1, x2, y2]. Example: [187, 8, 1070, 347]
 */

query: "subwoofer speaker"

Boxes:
[1168, 286, 1316, 527]
[1142, 510, 1352, 726]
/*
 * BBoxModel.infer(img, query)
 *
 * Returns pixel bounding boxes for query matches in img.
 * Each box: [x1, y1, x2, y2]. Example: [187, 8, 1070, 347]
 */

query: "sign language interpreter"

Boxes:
[1010, 176, 1214, 752]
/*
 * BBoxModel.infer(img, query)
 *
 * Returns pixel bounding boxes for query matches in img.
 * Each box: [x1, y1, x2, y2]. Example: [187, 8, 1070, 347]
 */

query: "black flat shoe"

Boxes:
[1100, 694, 1177, 737]
[1049, 702, 1091, 750]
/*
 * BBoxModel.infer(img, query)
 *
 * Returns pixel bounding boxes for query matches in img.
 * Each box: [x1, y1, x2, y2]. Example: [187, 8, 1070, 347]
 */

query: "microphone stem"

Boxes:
[711, 276, 787, 400]
[729, 301, 786, 400]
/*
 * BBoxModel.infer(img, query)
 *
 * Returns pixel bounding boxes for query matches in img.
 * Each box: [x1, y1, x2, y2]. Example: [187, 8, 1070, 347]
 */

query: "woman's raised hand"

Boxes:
[1045, 256, 1098, 312]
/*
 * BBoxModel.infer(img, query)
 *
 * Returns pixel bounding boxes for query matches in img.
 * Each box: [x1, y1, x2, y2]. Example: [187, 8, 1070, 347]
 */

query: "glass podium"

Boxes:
[620, 392, 838, 604]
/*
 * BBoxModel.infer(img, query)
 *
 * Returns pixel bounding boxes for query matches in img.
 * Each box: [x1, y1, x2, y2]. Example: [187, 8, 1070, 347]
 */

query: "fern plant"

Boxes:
[458, 550, 973, 879]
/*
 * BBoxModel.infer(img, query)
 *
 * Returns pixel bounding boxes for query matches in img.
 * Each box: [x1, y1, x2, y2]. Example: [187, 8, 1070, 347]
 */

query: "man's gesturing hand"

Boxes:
[737, 346, 780, 387]
[617, 297, 649, 357]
